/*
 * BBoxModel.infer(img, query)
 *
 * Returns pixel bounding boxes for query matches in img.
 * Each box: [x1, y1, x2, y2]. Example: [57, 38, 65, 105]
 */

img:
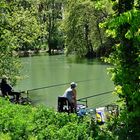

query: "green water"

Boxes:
[15, 55, 118, 109]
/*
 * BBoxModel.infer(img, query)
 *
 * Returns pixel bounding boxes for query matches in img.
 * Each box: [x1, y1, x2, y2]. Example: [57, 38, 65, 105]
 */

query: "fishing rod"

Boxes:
[77, 90, 113, 107]
[77, 90, 113, 101]
[26, 78, 100, 92]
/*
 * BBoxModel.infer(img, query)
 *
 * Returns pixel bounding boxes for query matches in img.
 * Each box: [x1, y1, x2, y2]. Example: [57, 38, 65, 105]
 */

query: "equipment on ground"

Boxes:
[57, 95, 119, 125]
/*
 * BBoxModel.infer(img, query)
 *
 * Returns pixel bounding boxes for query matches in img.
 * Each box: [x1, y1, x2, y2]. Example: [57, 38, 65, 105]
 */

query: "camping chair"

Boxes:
[57, 96, 74, 113]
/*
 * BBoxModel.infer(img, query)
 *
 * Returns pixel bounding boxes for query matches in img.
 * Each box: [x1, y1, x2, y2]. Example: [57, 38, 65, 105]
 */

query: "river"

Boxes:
[14, 54, 118, 109]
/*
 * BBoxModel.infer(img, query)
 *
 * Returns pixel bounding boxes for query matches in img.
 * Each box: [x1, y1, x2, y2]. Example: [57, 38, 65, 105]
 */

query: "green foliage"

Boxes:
[0, 0, 21, 84]
[62, 0, 112, 58]
[37, 0, 64, 54]
[103, 0, 140, 139]
[0, 0, 47, 83]
[0, 98, 110, 140]
[105, 9, 140, 40]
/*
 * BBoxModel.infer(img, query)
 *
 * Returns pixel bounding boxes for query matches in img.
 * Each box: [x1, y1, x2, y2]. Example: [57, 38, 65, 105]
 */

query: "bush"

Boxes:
[0, 98, 117, 140]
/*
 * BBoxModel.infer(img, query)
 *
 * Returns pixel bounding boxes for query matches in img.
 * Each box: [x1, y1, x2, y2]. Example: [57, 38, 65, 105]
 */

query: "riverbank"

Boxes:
[0, 98, 117, 139]
[14, 49, 64, 57]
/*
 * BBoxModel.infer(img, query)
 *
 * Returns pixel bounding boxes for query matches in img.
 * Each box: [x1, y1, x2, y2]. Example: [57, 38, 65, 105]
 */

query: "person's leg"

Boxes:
[10, 92, 21, 101]
[14, 92, 21, 101]
[69, 102, 76, 113]
[8, 92, 16, 102]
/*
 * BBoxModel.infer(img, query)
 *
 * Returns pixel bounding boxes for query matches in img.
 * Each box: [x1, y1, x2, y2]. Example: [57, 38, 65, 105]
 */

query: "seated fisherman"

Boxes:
[63, 82, 77, 112]
[0, 75, 21, 102]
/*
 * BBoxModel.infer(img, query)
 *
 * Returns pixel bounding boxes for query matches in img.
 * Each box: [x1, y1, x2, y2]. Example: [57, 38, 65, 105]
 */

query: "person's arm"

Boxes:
[72, 89, 77, 107]
[73, 89, 76, 100]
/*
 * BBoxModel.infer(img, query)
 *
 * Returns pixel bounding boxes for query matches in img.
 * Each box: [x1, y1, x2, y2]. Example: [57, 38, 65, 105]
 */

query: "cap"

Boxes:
[70, 82, 77, 88]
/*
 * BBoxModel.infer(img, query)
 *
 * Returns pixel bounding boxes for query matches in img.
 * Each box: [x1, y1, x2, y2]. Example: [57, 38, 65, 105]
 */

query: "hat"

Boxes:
[70, 82, 77, 88]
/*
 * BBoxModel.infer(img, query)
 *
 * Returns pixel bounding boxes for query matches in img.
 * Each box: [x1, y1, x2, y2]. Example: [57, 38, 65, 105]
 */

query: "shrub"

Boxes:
[0, 98, 117, 140]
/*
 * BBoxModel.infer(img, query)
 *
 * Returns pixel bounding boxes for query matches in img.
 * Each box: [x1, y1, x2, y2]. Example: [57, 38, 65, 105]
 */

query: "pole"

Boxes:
[77, 90, 113, 106]
[26, 78, 99, 92]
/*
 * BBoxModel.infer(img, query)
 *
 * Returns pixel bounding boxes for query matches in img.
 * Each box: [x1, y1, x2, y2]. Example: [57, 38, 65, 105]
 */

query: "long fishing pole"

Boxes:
[77, 90, 114, 107]
[77, 90, 113, 102]
[77, 90, 113, 101]
[26, 78, 99, 92]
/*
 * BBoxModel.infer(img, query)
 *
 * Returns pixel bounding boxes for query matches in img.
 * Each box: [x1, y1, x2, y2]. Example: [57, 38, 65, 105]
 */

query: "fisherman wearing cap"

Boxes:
[63, 82, 77, 112]
[0, 75, 21, 102]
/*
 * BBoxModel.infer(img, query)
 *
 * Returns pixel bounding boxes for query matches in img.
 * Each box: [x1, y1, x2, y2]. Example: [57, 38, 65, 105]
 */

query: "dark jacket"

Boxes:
[0, 79, 12, 95]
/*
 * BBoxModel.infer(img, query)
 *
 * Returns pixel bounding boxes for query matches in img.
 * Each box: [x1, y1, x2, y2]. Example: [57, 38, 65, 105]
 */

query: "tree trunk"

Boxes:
[96, 20, 103, 56]
[84, 23, 94, 58]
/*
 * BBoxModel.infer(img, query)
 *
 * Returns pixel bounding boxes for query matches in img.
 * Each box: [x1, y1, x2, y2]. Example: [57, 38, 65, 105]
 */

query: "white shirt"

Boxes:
[63, 87, 73, 103]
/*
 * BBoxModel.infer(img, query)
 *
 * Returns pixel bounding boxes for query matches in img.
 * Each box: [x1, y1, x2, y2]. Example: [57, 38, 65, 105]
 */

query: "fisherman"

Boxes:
[63, 82, 77, 113]
[0, 75, 21, 103]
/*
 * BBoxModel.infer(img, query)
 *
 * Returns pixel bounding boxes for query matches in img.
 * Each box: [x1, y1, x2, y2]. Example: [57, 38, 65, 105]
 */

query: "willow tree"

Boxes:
[63, 0, 112, 58]
[104, 0, 140, 139]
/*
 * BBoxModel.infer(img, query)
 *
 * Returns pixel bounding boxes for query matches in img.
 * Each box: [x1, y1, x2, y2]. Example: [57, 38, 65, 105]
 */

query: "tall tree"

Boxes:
[104, 0, 140, 139]
[63, 0, 112, 58]
[38, 0, 64, 55]
[0, 0, 21, 84]
[0, 0, 44, 83]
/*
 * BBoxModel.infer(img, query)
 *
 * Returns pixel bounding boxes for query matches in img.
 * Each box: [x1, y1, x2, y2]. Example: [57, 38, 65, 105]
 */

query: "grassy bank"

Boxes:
[0, 98, 116, 140]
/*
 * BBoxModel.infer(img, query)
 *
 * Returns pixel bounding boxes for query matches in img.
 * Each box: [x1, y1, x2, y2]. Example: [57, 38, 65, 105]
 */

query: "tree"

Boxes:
[0, 0, 21, 84]
[11, 0, 45, 52]
[0, 0, 44, 83]
[63, 0, 113, 58]
[38, 0, 64, 55]
[104, 0, 140, 139]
